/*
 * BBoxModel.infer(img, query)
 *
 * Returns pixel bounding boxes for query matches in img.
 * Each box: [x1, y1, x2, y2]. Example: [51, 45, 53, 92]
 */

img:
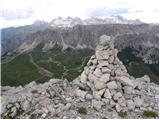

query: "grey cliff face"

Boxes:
[1, 35, 158, 119]
[6, 24, 157, 64]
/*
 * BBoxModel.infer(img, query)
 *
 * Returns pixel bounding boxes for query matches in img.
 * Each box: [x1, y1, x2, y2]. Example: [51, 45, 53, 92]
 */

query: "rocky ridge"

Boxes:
[1, 35, 159, 119]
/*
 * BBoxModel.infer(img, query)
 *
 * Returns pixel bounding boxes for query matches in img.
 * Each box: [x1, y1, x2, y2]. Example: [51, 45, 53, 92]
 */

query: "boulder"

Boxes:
[80, 71, 87, 83]
[113, 92, 122, 100]
[107, 81, 118, 89]
[93, 88, 105, 100]
[136, 75, 150, 83]
[114, 67, 123, 76]
[133, 97, 144, 107]
[116, 76, 134, 87]
[22, 100, 30, 111]
[64, 103, 72, 110]
[84, 67, 90, 75]
[88, 73, 97, 82]
[104, 89, 112, 99]
[99, 74, 110, 83]
[94, 80, 107, 90]
[75, 89, 87, 99]
[92, 59, 98, 65]
[93, 68, 102, 77]
[99, 35, 111, 46]
[115, 103, 122, 112]
[98, 60, 109, 67]
[127, 100, 135, 110]
[123, 86, 134, 94]
[96, 50, 110, 60]
[86, 94, 93, 100]
[118, 97, 127, 107]
[108, 55, 115, 64]
[110, 100, 116, 107]
[101, 67, 111, 73]
[92, 99, 104, 110]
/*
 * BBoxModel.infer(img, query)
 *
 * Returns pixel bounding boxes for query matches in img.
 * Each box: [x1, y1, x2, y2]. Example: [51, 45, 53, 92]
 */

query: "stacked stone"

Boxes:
[75, 35, 150, 112]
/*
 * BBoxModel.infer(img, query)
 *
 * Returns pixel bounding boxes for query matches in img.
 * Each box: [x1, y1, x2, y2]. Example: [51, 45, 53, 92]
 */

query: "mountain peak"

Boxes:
[49, 16, 143, 28]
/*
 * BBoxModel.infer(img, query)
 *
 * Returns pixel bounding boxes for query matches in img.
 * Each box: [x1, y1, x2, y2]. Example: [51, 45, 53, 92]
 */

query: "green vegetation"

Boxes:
[31, 45, 93, 81]
[118, 111, 127, 118]
[1, 44, 93, 86]
[1, 54, 43, 86]
[143, 111, 158, 118]
[107, 108, 113, 112]
[2, 45, 158, 87]
[77, 107, 87, 115]
[118, 47, 159, 84]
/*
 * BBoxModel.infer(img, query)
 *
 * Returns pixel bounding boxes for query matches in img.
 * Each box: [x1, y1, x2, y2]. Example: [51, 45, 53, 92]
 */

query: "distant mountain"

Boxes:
[50, 17, 83, 28]
[49, 16, 143, 28]
[1, 21, 49, 56]
[32, 20, 49, 26]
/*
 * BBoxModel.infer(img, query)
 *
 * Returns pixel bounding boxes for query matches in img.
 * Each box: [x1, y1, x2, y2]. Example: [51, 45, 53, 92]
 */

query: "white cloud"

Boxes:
[0, 0, 159, 28]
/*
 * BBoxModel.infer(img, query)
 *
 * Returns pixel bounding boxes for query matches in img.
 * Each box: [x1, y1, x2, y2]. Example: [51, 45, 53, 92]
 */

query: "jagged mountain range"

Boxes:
[1, 16, 159, 64]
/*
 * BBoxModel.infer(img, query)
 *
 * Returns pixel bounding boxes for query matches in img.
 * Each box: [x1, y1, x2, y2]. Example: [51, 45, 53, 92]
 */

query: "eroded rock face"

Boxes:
[1, 35, 159, 119]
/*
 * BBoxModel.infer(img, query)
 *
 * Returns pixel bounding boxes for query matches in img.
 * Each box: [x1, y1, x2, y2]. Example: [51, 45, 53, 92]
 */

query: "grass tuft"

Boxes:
[77, 107, 87, 115]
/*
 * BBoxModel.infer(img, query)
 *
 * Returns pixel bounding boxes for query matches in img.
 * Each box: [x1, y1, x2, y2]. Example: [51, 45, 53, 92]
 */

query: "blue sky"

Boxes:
[0, 0, 159, 28]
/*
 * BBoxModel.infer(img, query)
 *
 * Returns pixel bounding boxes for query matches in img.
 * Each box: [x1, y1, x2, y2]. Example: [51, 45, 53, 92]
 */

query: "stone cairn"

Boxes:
[74, 35, 153, 112]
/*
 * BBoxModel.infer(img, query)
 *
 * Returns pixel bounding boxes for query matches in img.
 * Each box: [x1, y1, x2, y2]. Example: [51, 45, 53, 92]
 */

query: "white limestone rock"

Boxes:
[92, 59, 98, 65]
[22, 100, 30, 111]
[104, 89, 112, 99]
[88, 73, 97, 82]
[86, 94, 93, 100]
[115, 103, 122, 112]
[96, 50, 110, 60]
[107, 81, 118, 89]
[127, 100, 135, 110]
[133, 97, 144, 107]
[64, 103, 72, 110]
[110, 100, 116, 107]
[93, 88, 105, 100]
[80, 71, 87, 83]
[101, 67, 111, 73]
[93, 68, 102, 78]
[84, 67, 90, 75]
[118, 97, 127, 107]
[116, 76, 134, 87]
[113, 92, 122, 100]
[108, 55, 115, 64]
[94, 80, 107, 90]
[115, 67, 123, 76]
[75, 89, 87, 99]
[123, 86, 134, 94]
[99, 74, 110, 83]
[136, 75, 150, 83]
[99, 35, 111, 46]
[92, 99, 104, 110]
[98, 60, 109, 67]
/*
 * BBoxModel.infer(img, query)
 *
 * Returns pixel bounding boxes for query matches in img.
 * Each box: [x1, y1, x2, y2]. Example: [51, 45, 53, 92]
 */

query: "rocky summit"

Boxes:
[1, 35, 159, 119]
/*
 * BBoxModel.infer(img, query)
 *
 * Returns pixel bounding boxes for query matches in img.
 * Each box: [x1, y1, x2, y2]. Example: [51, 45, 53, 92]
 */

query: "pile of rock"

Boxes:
[1, 35, 158, 119]
[74, 35, 158, 113]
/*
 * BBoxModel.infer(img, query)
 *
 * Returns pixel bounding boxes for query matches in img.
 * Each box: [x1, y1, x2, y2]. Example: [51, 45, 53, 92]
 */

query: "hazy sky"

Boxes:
[0, 0, 159, 28]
